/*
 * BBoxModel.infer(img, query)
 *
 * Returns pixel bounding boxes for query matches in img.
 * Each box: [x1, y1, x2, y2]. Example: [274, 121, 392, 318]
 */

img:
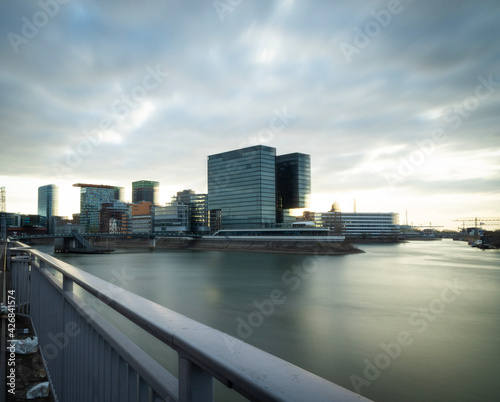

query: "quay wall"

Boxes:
[21, 237, 365, 255]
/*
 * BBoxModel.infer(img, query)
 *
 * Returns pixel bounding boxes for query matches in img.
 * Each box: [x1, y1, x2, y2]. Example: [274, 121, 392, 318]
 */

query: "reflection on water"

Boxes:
[35, 240, 500, 401]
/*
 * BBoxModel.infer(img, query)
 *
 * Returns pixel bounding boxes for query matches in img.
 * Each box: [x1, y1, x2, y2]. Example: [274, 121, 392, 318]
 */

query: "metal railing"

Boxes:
[7, 240, 368, 402]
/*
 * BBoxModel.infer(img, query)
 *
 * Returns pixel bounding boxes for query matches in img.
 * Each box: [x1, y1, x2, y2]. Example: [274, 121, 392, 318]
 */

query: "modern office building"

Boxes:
[3, 213, 22, 228]
[131, 201, 152, 234]
[207, 146, 311, 230]
[320, 211, 400, 237]
[153, 203, 190, 233]
[22, 214, 48, 228]
[73, 183, 116, 233]
[38, 184, 59, 232]
[276, 153, 311, 223]
[99, 201, 132, 234]
[208, 145, 277, 229]
[132, 215, 152, 234]
[175, 190, 209, 234]
[132, 180, 159, 205]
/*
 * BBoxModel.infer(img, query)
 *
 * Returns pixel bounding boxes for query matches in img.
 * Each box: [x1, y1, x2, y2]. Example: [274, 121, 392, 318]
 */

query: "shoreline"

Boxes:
[26, 237, 365, 256]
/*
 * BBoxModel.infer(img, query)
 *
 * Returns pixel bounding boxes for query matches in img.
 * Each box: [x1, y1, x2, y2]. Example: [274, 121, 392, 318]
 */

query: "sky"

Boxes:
[1, 0, 499, 230]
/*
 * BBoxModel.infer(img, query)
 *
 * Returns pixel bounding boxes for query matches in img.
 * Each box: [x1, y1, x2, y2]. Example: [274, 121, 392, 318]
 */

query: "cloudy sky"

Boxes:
[1, 0, 499, 230]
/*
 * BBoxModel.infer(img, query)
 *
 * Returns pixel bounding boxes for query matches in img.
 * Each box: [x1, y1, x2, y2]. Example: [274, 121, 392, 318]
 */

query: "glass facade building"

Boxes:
[38, 184, 59, 217]
[208, 145, 277, 229]
[320, 212, 400, 237]
[132, 180, 159, 205]
[74, 184, 116, 233]
[276, 153, 311, 223]
[175, 190, 209, 234]
[38, 184, 59, 233]
[153, 203, 190, 232]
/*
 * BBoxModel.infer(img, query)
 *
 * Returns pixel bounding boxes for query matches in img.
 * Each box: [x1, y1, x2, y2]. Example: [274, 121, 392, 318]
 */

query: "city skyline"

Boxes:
[1, 1, 499, 230]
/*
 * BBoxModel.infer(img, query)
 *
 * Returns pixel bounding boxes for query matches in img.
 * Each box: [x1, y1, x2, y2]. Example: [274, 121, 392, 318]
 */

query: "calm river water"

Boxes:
[35, 240, 500, 402]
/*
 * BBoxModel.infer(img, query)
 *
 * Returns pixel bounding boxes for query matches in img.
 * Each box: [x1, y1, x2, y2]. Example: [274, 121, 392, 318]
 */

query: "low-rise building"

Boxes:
[54, 223, 85, 234]
[320, 212, 400, 237]
[131, 201, 153, 233]
[132, 215, 152, 234]
[153, 203, 190, 233]
[100, 202, 132, 234]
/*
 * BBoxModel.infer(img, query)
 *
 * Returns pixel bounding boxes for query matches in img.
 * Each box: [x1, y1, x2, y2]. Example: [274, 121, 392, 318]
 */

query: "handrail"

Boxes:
[9, 241, 369, 401]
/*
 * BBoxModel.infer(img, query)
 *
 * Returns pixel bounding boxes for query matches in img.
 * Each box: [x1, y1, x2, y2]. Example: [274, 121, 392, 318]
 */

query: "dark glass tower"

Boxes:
[276, 153, 311, 223]
[132, 180, 159, 205]
[208, 145, 277, 229]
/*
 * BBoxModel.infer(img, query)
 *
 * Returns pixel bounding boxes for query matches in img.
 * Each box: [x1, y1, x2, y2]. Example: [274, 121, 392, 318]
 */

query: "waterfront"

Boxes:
[36, 240, 500, 401]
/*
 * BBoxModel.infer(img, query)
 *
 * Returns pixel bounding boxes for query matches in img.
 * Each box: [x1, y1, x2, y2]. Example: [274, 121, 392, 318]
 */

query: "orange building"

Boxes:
[132, 201, 152, 216]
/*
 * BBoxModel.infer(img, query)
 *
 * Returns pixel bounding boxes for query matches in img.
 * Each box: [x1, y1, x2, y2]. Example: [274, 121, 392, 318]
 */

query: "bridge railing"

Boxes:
[7, 240, 368, 402]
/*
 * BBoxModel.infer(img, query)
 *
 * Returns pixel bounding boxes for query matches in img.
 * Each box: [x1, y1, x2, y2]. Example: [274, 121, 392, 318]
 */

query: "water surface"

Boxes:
[36, 240, 500, 401]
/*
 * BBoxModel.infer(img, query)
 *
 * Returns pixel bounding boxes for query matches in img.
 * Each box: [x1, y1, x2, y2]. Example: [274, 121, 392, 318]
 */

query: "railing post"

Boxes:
[63, 275, 73, 293]
[178, 354, 213, 402]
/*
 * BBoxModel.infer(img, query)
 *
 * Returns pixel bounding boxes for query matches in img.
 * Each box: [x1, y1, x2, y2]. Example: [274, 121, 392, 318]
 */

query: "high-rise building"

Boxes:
[73, 183, 116, 233]
[208, 145, 277, 229]
[38, 184, 59, 218]
[132, 180, 159, 205]
[276, 153, 311, 223]
[38, 184, 59, 233]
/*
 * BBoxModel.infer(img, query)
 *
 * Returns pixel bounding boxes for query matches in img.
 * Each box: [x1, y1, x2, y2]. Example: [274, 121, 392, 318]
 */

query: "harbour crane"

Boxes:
[412, 222, 444, 229]
[453, 217, 500, 231]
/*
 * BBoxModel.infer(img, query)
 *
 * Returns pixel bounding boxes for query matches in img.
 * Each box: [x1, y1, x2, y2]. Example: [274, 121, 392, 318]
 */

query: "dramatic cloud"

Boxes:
[1, 0, 499, 228]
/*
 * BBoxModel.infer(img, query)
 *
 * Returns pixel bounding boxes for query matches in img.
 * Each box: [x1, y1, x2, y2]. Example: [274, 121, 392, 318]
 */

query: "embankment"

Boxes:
[89, 237, 364, 255]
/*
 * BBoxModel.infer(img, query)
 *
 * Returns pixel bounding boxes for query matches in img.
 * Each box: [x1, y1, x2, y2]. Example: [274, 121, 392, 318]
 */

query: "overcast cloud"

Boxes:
[1, 0, 499, 229]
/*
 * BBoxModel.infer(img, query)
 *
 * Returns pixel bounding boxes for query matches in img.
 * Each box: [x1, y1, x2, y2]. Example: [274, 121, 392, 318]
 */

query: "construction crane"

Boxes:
[453, 217, 500, 230]
[413, 222, 444, 229]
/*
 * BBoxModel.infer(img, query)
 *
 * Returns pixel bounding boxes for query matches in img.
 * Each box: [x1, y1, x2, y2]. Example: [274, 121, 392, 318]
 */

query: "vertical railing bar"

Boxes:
[79, 319, 87, 402]
[88, 323, 94, 402]
[71, 306, 78, 402]
[99, 335, 105, 402]
[79, 314, 86, 402]
[26, 256, 32, 314]
[128, 368, 138, 402]
[92, 327, 100, 401]
[119, 357, 128, 402]
[178, 354, 214, 402]
[104, 342, 112, 401]
[139, 377, 149, 402]
[63, 275, 72, 401]
[111, 349, 120, 402]
[24, 256, 30, 314]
